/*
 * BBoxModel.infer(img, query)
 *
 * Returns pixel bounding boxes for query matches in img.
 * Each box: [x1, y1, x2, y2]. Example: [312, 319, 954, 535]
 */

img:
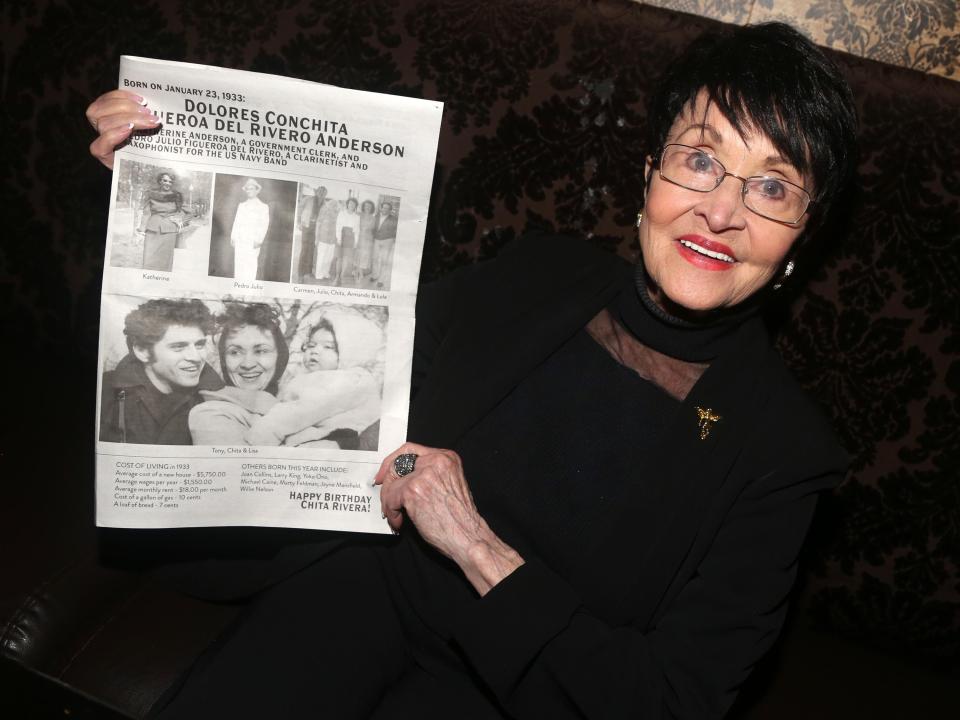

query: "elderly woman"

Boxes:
[137, 171, 185, 271]
[88, 21, 856, 720]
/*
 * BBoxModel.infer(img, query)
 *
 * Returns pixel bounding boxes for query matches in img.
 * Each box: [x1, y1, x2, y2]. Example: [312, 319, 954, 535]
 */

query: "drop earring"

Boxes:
[773, 260, 795, 290]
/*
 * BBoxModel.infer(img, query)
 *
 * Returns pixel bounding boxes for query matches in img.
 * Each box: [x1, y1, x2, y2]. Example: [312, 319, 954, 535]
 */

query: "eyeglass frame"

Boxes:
[654, 143, 814, 225]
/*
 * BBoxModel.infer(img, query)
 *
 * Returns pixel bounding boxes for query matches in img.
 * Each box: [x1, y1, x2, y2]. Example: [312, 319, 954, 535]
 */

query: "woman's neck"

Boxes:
[586, 309, 707, 401]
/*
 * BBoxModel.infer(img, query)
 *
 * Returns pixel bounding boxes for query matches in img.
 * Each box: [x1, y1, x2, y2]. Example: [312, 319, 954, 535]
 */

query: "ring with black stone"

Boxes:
[393, 453, 417, 477]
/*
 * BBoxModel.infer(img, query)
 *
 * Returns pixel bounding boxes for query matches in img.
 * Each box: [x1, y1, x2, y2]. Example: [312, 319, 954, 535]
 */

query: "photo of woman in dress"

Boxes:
[108, 161, 213, 273]
[138, 171, 185, 271]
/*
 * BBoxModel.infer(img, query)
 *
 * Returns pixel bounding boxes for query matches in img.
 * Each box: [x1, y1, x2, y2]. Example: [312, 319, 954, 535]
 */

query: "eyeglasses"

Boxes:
[657, 143, 812, 225]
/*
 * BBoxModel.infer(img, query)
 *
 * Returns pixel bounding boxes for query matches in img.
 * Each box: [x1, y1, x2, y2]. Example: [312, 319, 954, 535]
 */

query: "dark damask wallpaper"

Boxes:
[2, 0, 958, 666]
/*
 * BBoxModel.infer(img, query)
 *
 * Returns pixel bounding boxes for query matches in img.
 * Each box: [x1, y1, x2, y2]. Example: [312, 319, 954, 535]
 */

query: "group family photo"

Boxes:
[292, 182, 401, 290]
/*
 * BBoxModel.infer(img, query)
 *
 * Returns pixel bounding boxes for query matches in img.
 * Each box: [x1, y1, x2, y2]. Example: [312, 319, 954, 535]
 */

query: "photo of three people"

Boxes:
[99, 295, 387, 451]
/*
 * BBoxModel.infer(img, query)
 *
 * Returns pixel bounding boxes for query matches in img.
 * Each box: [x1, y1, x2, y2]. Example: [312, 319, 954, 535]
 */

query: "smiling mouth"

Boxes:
[237, 371, 263, 381]
[678, 238, 735, 263]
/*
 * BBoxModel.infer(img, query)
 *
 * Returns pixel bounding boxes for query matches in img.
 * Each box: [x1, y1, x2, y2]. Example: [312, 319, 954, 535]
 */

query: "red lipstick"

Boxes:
[675, 234, 736, 271]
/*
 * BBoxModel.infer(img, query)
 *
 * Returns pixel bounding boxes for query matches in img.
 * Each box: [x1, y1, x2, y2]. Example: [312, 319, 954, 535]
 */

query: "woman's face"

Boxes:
[639, 95, 810, 314]
[223, 324, 279, 391]
[158, 174, 174, 190]
[243, 181, 261, 199]
[346, 198, 358, 213]
[302, 327, 339, 372]
[361, 200, 375, 215]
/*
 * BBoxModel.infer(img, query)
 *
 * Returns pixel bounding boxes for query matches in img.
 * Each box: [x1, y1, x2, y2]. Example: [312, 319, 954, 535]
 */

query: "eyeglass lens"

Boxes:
[659, 144, 809, 223]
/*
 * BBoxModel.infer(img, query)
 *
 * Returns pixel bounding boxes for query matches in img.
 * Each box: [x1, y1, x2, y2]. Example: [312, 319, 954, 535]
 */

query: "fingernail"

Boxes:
[138, 96, 147, 106]
[391, 528, 399, 536]
[127, 122, 134, 129]
[381, 512, 386, 519]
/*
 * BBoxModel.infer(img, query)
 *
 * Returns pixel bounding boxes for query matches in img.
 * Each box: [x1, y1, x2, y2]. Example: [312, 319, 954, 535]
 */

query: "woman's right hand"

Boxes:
[86, 90, 161, 169]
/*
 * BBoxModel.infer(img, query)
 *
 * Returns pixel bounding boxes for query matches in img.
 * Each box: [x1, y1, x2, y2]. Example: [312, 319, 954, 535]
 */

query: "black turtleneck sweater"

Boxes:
[381, 269, 754, 681]
[617, 262, 762, 364]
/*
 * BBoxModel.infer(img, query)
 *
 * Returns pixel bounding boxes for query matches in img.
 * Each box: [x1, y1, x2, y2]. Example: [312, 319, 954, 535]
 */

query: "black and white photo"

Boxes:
[291, 183, 401, 290]
[109, 160, 213, 273]
[99, 296, 221, 444]
[208, 174, 298, 283]
[100, 294, 387, 451]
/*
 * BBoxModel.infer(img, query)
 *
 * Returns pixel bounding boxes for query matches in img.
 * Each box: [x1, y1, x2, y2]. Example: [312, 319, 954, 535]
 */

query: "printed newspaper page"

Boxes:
[95, 57, 443, 533]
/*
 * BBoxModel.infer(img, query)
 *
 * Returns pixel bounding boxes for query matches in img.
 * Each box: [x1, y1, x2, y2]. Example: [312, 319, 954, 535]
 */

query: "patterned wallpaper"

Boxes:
[640, 0, 960, 80]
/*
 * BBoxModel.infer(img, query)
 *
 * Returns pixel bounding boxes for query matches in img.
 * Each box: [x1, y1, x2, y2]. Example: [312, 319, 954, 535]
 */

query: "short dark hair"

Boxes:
[216, 302, 289, 395]
[647, 22, 858, 237]
[124, 298, 214, 354]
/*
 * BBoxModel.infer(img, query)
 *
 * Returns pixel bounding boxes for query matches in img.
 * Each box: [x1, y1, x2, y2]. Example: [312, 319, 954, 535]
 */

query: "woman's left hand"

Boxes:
[376, 443, 524, 595]
[86, 89, 160, 169]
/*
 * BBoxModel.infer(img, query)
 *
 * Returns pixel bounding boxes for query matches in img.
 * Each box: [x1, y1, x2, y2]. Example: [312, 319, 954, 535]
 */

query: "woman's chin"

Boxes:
[657, 285, 763, 322]
[232, 376, 269, 391]
[651, 281, 720, 316]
